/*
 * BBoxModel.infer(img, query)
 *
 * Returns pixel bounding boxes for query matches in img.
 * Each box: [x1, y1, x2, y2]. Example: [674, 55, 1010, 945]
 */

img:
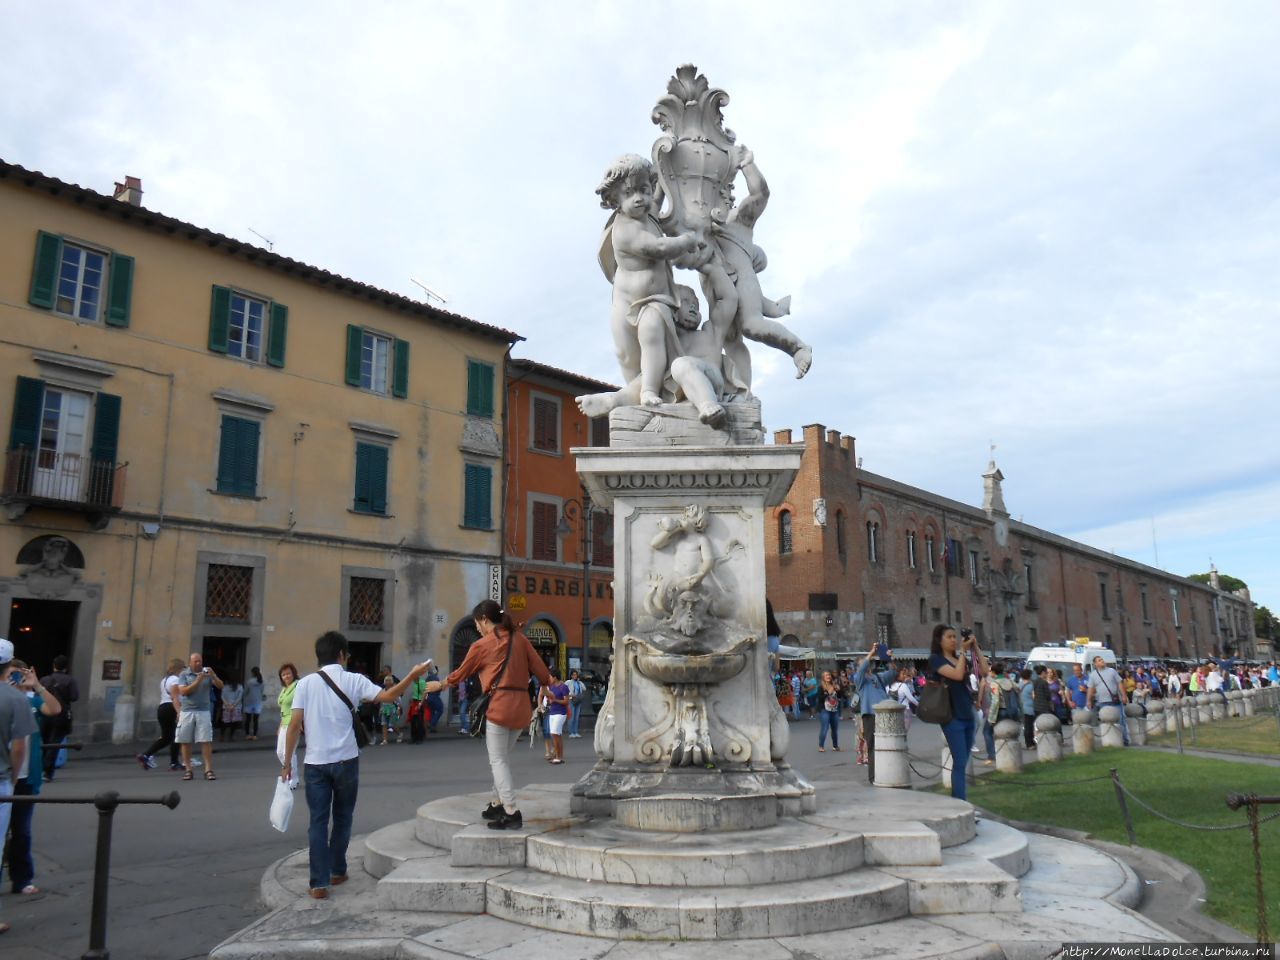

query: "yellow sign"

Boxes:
[508, 593, 527, 611]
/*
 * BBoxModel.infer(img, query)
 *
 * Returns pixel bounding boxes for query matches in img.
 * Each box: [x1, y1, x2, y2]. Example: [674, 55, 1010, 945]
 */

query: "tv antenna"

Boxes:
[410, 278, 449, 306]
[248, 227, 275, 251]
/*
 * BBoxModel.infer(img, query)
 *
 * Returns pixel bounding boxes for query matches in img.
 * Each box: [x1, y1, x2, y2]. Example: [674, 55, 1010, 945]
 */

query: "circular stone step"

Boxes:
[615, 792, 777, 831]
[486, 865, 910, 939]
[525, 818, 863, 886]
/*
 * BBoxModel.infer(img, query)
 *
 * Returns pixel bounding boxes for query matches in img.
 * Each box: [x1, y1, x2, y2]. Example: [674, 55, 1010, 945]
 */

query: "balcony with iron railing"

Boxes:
[3, 447, 127, 518]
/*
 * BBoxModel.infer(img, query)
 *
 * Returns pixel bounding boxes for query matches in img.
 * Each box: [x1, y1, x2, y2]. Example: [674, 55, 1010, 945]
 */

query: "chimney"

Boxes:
[113, 176, 143, 207]
[773, 428, 793, 446]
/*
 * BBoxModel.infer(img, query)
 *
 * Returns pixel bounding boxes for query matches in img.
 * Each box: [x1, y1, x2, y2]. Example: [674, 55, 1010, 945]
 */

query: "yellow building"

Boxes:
[0, 161, 519, 741]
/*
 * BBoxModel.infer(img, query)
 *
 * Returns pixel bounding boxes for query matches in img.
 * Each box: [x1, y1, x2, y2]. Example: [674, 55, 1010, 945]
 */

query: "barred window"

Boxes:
[779, 510, 793, 555]
[349, 577, 386, 630]
[205, 564, 252, 623]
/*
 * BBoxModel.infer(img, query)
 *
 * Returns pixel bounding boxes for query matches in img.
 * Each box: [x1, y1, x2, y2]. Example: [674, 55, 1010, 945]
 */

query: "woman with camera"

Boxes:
[928, 624, 988, 800]
[424, 600, 552, 831]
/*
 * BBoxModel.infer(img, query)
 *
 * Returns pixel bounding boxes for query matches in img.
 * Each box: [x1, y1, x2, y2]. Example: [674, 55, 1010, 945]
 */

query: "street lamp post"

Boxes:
[556, 487, 594, 676]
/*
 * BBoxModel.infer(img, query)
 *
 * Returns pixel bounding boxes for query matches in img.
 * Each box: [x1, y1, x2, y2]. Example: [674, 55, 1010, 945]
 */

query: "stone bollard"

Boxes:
[1072, 708, 1095, 754]
[1196, 693, 1213, 725]
[873, 700, 910, 789]
[1227, 690, 1243, 717]
[1034, 713, 1063, 762]
[1209, 692, 1226, 721]
[1125, 704, 1147, 746]
[1098, 705, 1125, 748]
[994, 719, 1023, 773]
[1242, 689, 1256, 716]
[940, 746, 954, 791]
[1145, 700, 1165, 737]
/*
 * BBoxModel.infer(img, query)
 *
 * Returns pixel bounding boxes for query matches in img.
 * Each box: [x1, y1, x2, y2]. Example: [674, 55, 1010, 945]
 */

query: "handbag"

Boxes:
[318, 669, 370, 749]
[466, 632, 516, 738]
[916, 679, 953, 725]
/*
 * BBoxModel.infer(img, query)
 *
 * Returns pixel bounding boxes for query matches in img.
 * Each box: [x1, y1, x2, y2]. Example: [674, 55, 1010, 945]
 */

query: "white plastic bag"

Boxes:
[270, 777, 294, 833]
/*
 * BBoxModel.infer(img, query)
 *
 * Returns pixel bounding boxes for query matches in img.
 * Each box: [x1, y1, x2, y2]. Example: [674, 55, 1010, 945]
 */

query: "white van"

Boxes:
[1026, 642, 1117, 675]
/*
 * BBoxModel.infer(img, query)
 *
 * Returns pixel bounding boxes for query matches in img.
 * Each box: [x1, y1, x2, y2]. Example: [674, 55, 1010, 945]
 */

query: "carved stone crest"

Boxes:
[20, 535, 83, 599]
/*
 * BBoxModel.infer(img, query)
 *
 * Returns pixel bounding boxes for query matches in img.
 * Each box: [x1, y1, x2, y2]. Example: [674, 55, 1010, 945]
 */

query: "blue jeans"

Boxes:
[6, 779, 35, 892]
[567, 701, 582, 737]
[818, 709, 839, 748]
[941, 714, 977, 800]
[304, 758, 359, 890]
[458, 697, 470, 734]
[983, 718, 996, 760]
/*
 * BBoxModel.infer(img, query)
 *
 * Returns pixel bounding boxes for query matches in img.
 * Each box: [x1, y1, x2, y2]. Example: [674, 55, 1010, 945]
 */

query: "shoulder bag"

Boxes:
[466, 632, 517, 738]
[318, 669, 371, 749]
[917, 660, 954, 725]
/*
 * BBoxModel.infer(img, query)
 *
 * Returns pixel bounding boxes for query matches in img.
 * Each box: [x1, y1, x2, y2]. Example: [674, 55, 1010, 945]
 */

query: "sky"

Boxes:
[4, 2, 1277, 612]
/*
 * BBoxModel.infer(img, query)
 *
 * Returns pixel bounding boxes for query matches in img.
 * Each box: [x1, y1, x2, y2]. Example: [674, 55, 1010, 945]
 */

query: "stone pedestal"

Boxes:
[1034, 714, 1062, 762]
[1196, 693, 1213, 724]
[993, 720, 1023, 773]
[1208, 692, 1225, 721]
[1124, 704, 1147, 746]
[1098, 706, 1124, 748]
[1227, 690, 1243, 717]
[1242, 690, 1256, 716]
[1145, 700, 1165, 736]
[571, 444, 814, 819]
[872, 700, 910, 789]
[1072, 709, 1095, 754]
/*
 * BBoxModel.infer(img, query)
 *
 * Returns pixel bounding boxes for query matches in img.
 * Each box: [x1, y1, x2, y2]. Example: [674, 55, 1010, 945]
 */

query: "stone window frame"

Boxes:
[191, 550, 266, 669]
[210, 390, 273, 500]
[341, 565, 396, 646]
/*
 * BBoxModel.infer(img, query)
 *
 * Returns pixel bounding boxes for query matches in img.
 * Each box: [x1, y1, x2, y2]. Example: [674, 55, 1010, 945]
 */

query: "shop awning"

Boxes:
[777, 644, 815, 660]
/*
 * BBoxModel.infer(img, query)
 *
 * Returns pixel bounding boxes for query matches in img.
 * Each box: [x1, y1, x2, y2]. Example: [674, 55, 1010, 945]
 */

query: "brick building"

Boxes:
[493, 359, 616, 680]
[765, 424, 1260, 663]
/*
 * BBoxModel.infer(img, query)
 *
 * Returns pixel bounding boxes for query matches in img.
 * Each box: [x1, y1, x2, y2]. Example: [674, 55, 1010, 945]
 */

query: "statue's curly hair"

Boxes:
[596, 154, 657, 210]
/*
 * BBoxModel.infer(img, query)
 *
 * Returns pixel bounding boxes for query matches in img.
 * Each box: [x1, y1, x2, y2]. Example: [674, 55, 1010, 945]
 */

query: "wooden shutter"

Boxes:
[105, 253, 134, 327]
[9, 377, 45, 451]
[532, 500, 558, 561]
[89, 392, 122, 504]
[467, 360, 494, 417]
[217, 416, 258, 496]
[208, 285, 232, 353]
[463, 464, 492, 528]
[592, 511, 613, 567]
[216, 416, 239, 492]
[532, 396, 558, 451]
[28, 231, 63, 309]
[345, 325, 363, 386]
[353, 442, 388, 514]
[392, 338, 409, 398]
[266, 302, 288, 367]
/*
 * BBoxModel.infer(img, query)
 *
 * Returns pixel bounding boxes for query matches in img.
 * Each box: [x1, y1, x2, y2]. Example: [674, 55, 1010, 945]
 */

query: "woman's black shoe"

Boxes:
[487, 808, 523, 830]
[481, 802, 503, 821]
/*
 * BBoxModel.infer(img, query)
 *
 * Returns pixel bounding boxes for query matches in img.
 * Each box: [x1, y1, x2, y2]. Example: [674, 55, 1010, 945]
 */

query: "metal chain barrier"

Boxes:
[1114, 779, 1280, 832]
[1226, 792, 1278, 946]
[974, 772, 1112, 787]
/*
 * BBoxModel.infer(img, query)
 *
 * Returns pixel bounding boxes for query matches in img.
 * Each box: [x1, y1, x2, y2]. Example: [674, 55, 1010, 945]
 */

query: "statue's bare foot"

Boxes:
[576, 393, 616, 417]
[640, 390, 663, 407]
[697, 402, 726, 428]
[776, 294, 791, 316]
[793, 345, 812, 379]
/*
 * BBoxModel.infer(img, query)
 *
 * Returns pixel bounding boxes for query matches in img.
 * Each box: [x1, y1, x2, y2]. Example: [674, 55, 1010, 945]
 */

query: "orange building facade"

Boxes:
[494, 359, 617, 680]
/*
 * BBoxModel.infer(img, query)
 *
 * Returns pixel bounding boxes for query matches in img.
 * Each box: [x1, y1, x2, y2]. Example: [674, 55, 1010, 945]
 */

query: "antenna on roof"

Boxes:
[410, 278, 449, 306]
[248, 228, 275, 251]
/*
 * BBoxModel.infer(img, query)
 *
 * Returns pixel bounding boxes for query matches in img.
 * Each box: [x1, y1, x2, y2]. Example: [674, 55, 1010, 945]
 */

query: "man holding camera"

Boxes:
[175, 652, 223, 781]
[853, 641, 897, 783]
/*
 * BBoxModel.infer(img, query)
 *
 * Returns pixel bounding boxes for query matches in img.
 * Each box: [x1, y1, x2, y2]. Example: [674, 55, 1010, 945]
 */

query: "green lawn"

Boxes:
[956, 750, 1280, 937]
[1148, 711, 1280, 757]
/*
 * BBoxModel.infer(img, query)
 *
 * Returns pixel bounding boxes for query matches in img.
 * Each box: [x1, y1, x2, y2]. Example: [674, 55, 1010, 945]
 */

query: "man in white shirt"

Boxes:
[282, 631, 430, 900]
[1086, 655, 1130, 747]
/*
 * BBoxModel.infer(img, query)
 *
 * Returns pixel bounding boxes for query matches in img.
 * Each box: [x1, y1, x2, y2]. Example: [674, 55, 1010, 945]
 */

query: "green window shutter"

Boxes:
[267, 302, 288, 367]
[354, 443, 389, 514]
[345, 325, 363, 386]
[89, 392, 122, 505]
[9, 377, 45, 450]
[217, 416, 259, 496]
[463, 464, 492, 529]
[29, 231, 63, 309]
[467, 360, 495, 417]
[209, 285, 232, 353]
[105, 253, 134, 328]
[392, 338, 410, 398]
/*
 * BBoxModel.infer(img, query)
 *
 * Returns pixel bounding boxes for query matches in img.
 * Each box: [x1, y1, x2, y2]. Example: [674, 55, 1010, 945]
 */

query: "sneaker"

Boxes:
[487, 808, 523, 830]
[481, 802, 503, 821]
[135, 754, 149, 770]
[144, 754, 157, 770]
[169, 763, 183, 771]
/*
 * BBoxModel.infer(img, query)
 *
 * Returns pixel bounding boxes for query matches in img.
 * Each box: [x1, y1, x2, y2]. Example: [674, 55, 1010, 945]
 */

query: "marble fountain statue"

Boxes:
[215, 66, 1178, 959]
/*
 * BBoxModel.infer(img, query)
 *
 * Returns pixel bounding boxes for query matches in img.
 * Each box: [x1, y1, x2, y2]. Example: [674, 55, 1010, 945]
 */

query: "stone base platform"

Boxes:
[212, 781, 1176, 958]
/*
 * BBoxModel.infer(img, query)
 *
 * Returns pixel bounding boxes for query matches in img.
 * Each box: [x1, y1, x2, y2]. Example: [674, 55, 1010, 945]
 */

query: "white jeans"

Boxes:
[486, 721, 523, 812]
[276, 724, 299, 787]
